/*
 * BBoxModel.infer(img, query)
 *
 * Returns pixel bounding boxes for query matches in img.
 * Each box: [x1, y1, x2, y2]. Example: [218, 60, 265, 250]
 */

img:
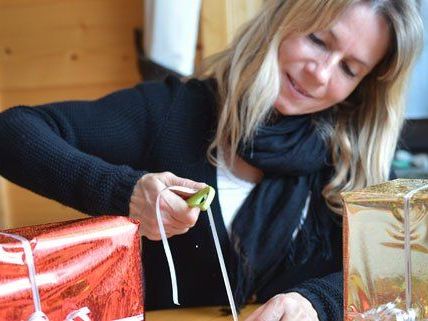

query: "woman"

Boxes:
[0, 0, 423, 320]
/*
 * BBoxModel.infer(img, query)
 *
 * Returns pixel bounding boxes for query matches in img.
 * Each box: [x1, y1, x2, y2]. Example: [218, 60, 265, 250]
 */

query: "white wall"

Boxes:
[406, 1, 428, 119]
[143, 0, 201, 76]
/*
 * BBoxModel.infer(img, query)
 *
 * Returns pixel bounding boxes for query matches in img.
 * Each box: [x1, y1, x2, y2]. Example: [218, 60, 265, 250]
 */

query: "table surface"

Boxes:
[145, 305, 260, 321]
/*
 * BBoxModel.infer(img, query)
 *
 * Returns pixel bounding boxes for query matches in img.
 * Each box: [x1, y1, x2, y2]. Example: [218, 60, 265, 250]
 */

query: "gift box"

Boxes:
[342, 179, 428, 320]
[0, 216, 145, 321]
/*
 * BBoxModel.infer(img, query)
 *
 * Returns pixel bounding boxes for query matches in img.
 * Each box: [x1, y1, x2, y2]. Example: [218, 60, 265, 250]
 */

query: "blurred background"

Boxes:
[0, 0, 426, 229]
[0, 0, 263, 228]
[393, 0, 428, 179]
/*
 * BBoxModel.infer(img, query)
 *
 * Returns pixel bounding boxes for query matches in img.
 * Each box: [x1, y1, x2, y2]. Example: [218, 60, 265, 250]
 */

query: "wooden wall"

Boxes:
[199, 0, 263, 59]
[0, 0, 142, 228]
[0, 0, 263, 229]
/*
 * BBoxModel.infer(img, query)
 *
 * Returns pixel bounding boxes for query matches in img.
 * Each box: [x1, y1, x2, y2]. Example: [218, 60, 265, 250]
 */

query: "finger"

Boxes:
[163, 172, 207, 191]
[143, 230, 161, 241]
[129, 203, 144, 236]
[157, 205, 196, 234]
[280, 297, 306, 321]
[134, 198, 191, 238]
[281, 293, 318, 321]
[141, 203, 192, 237]
[130, 202, 158, 228]
[142, 227, 175, 240]
[280, 309, 304, 321]
[168, 206, 200, 228]
[142, 224, 189, 240]
[151, 206, 195, 237]
[164, 226, 190, 236]
[132, 174, 161, 205]
[169, 186, 198, 199]
[163, 228, 188, 238]
[243, 304, 266, 321]
[131, 206, 163, 239]
[161, 192, 200, 226]
[259, 295, 285, 321]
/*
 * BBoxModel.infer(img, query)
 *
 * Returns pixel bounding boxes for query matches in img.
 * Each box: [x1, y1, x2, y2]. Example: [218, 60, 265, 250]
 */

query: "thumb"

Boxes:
[163, 172, 207, 196]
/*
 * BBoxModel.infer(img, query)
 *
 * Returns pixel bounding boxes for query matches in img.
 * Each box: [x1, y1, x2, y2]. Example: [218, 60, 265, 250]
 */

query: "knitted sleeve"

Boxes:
[0, 80, 176, 215]
[289, 184, 343, 321]
[291, 271, 343, 321]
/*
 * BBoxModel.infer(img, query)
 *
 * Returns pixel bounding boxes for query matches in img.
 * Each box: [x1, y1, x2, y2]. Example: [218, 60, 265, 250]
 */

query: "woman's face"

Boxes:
[274, 3, 390, 115]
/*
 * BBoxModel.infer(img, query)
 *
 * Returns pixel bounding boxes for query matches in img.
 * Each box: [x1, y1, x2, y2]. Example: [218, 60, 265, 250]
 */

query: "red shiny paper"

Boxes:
[0, 216, 144, 321]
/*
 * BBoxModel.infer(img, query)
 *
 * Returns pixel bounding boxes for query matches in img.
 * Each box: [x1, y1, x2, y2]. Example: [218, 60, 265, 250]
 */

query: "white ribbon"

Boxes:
[1, 232, 146, 321]
[0, 232, 50, 321]
[65, 308, 146, 321]
[349, 300, 417, 321]
[27, 311, 50, 321]
[206, 207, 238, 321]
[155, 186, 189, 305]
[155, 186, 238, 321]
[402, 184, 428, 314]
[65, 307, 91, 321]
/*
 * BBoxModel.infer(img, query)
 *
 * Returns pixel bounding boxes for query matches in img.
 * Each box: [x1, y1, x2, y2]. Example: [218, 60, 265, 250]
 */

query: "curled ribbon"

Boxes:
[65, 308, 145, 321]
[349, 300, 417, 321]
[27, 311, 50, 321]
[0, 232, 50, 321]
[65, 307, 91, 321]
[156, 186, 238, 321]
[350, 183, 428, 321]
[0, 232, 145, 321]
[402, 184, 428, 315]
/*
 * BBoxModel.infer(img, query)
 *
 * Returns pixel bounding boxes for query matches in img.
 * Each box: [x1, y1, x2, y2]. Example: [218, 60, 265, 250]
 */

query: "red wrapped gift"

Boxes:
[0, 216, 144, 321]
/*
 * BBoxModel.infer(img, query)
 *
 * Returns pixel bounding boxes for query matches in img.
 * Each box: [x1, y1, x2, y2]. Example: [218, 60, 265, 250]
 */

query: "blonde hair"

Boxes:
[197, 0, 424, 213]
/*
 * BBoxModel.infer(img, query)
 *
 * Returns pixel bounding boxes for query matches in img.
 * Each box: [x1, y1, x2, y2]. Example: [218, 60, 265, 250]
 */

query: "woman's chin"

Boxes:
[273, 97, 292, 116]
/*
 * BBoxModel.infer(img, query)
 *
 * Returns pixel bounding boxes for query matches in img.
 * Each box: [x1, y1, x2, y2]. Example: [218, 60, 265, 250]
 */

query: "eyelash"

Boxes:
[308, 33, 326, 48]
[308, 33, 357, 78]
[341, 61, 356, 78]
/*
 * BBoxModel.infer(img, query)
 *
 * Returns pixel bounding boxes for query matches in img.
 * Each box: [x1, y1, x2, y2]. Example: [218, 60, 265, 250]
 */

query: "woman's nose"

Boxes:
[305, 54, 338, 85]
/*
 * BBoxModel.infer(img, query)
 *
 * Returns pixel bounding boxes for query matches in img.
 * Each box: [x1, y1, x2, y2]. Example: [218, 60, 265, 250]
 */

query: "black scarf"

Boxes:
[230, 114, 334, 308]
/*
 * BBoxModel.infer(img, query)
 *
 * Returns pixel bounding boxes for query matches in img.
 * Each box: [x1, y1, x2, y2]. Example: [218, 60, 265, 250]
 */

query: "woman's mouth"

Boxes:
[287, 74, 313, 98]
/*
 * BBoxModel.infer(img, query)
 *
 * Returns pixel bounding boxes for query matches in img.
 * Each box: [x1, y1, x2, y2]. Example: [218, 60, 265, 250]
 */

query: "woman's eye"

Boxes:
[341, 61, 356, 78]
[308, 33, 326, 48]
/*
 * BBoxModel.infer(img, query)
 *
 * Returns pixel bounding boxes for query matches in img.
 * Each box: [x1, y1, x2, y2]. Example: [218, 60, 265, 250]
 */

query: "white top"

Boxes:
[216, 160, 256, 236]
[216, 155, 311, 239]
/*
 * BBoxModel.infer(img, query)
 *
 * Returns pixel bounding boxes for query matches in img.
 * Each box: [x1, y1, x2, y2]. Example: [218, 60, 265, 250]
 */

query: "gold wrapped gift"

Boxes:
[342, 179, 428, 320]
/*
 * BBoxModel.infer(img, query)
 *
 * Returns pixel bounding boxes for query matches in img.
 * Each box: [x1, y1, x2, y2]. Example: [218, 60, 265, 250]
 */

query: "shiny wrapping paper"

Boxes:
[342, 179, 428, 320]
[0, 216, 144, 321]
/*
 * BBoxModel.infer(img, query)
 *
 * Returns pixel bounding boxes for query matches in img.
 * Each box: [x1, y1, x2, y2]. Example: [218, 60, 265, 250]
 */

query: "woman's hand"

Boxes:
[129, 171, 207, 240]
[245, 293, 319, 321]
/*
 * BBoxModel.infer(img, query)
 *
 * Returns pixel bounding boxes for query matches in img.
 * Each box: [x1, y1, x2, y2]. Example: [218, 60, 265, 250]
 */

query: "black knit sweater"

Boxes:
[0, 76, 343, 320]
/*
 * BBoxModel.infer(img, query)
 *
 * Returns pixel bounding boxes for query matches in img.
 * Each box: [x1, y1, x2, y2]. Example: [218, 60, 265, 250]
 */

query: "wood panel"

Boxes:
[0, 81, 138, 108]
[199, 1, 229, 59]
[0, 0, 142, 228]
[146, 304, 259, 320]
[0, 0, 142, 94]
[199, 0, 264, 59]
[0, 0, 263, 228]
[226, 0, 265, 42]
[6, 184, 88, 229]
[0, 178, 10, 229]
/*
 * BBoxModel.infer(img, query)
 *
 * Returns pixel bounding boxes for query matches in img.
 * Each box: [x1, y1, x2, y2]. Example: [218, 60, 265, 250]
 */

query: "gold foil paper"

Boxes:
[342, 179, 428, 320]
